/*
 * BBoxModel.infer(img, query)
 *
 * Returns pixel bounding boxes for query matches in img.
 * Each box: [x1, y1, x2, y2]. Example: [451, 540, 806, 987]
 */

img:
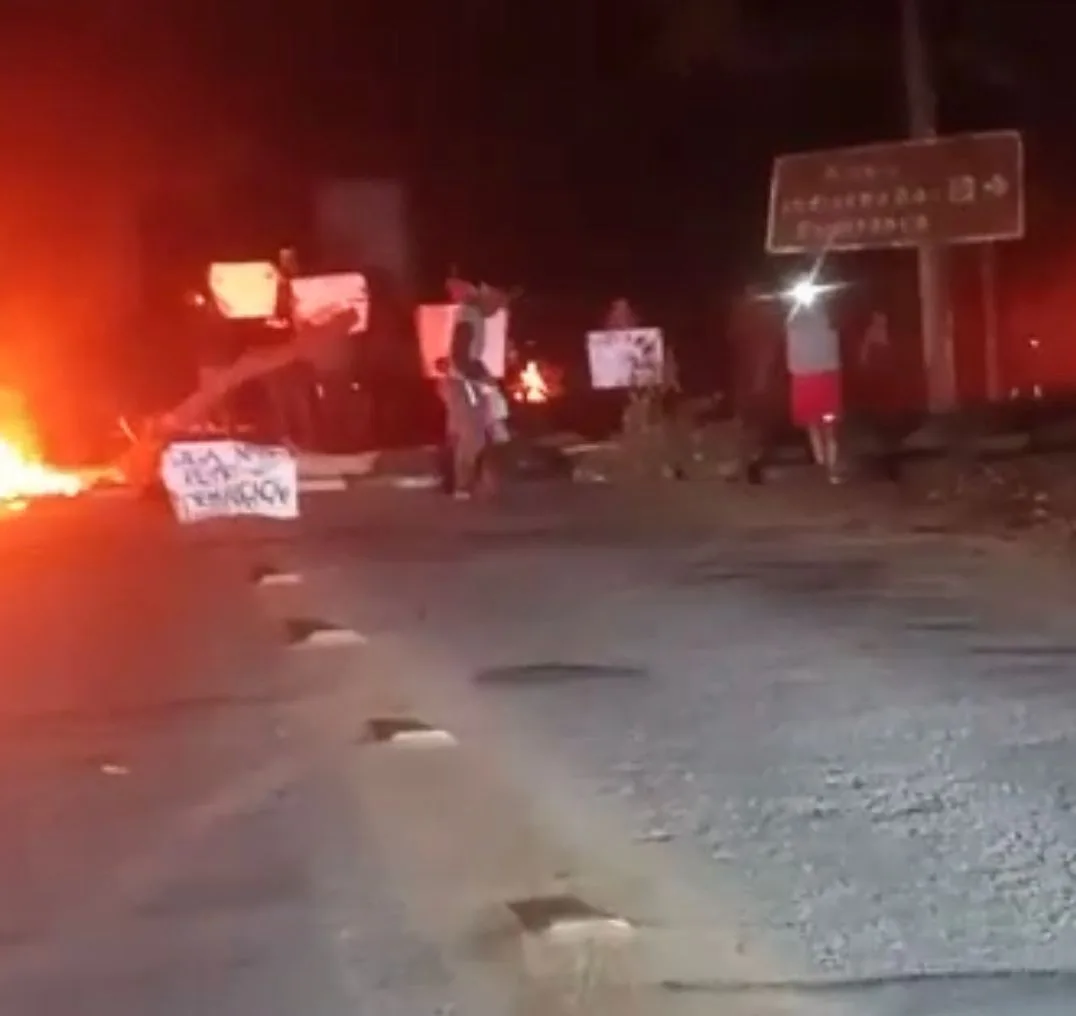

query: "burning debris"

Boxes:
[0, 388, 83, 510]
[513, 360, 550, 404]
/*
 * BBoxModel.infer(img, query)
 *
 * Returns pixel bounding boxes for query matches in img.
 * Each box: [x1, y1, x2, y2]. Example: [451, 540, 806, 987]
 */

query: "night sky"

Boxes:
[181, 0, 1076, 297]
[2, 0, 1076, 395]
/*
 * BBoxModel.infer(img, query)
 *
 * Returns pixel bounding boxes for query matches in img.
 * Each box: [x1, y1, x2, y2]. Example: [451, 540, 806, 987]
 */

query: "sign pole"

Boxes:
[901, 0, 956, 413]
[980, 243, 1001, 401]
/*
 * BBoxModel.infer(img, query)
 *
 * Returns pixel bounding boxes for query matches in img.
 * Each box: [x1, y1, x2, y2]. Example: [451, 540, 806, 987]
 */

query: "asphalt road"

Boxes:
[0, 497, 455, 1016]
[10, 479, 1076, 1015]
[277, 478, 1076, 1015]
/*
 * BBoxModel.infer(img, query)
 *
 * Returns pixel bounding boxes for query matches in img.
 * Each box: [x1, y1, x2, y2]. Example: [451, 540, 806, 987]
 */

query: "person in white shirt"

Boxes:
[785, 298, 843, 482]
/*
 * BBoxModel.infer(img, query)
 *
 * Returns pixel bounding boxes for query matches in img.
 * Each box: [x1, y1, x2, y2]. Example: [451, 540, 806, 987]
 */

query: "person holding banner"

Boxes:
[728, 285, 785, 484]
[785, 294, 843, 483]
[605, 297, 639, 331]
[441, 282, 509, 499]
[262, 247, 316, 447]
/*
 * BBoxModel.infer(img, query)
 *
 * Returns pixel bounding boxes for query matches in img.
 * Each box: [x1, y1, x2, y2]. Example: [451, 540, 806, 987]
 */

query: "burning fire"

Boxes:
[0, 390, 84, 511]
[513, 360, 550, 404]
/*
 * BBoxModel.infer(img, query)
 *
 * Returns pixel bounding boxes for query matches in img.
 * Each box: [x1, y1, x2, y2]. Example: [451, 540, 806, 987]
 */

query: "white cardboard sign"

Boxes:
[291, 272, 369, 333]
[586, 328, 665, 389]
[160, 440, 299, 523]
[415, 304, 507, 379]
[207, 261, 281, 320]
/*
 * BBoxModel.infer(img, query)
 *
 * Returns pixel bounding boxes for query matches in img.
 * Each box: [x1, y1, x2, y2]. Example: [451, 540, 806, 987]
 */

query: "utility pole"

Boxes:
[980, 242, 1001, 401]
[901, 0, 956, 413]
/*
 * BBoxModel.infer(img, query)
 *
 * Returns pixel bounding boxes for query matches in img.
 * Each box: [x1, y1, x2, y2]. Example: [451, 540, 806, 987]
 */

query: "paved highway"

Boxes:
[0, 496, 455, 1015]
[280, 479, 1076, 1015]
[7, 480, 1076, 1014]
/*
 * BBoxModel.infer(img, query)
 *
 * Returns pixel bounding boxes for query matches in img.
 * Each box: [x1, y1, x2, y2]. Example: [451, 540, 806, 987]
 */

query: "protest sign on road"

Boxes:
[586, 328, 664, 389]
[160, 441, 299, 523]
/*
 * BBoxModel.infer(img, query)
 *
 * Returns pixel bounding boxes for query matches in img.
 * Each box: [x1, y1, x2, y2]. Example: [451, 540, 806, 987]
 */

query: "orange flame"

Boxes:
[514, 360, 550, 404]
[0, 391, 84, 511]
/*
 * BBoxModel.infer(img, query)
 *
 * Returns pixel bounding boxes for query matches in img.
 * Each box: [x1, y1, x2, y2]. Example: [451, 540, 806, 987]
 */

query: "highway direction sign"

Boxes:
[766, 130, 1024, 254]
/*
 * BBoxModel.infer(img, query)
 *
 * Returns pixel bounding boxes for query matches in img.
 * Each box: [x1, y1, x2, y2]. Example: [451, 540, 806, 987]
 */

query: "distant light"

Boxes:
[784, 274, 844, 310]
[788, 277, 821, 308]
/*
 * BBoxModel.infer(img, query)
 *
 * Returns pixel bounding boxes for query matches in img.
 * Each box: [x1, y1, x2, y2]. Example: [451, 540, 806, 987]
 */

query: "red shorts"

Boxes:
[791, 370, 842, 426]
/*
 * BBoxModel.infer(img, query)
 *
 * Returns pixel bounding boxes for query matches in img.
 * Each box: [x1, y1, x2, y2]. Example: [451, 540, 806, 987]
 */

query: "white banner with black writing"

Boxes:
[585, 327, 664, 389]
[292, 272, 369, 332]
[160, 440, 299, 523]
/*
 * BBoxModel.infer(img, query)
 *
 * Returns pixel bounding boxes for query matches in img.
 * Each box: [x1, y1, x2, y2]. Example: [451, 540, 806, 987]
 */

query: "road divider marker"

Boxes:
[284, 618, 367, 648]
[362, 717, 458, 748]
[250, 565, 302, 587]
[507, 895, 634, 943]
[299, 476, 348, 493]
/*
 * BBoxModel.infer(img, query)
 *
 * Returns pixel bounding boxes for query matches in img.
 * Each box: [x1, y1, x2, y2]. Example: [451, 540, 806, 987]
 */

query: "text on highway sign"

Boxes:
[766, 129, 1024, 254]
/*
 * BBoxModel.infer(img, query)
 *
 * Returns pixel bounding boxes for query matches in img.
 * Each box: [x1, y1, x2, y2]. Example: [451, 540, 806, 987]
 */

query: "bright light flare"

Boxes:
[783, 273, 844, 311]
[788, 278, 822, 307]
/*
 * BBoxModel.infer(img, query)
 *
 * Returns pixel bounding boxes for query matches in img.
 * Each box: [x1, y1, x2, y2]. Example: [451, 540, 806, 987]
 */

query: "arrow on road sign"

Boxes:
[983, 174, 1009, 198]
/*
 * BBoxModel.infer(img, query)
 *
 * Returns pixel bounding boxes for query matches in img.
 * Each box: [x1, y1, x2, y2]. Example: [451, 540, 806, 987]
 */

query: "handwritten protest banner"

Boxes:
[159, 441, 299, 523]
[586, 327, 665, 389]
[292, 272, 369, 333]
[207, 261, 281, 319]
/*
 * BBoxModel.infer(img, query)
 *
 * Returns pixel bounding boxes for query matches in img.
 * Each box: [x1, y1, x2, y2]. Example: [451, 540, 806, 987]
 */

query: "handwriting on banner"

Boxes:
[292, 272, 369, 333]
[586, 328, 664, 390]
[160, 441, 299, 523]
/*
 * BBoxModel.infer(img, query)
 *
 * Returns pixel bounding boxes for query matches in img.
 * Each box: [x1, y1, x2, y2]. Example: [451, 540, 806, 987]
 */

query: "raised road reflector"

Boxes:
[507, 895, 634, 941]
[284, 618, 366, 648]
[363, 717, 457, 747]
[299, 476, 347, 492]
[250, 565, 301, 587]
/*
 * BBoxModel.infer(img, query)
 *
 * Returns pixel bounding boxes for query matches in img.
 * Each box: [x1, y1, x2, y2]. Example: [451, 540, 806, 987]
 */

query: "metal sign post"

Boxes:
[901, 0, 954, 412]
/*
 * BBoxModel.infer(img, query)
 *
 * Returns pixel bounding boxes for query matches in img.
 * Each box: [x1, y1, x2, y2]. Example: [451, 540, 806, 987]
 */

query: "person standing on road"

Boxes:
[435, 272, 475, 496]
[728, 285, 785, 483]
[785, 294, 843, 482]
[441, 282, 509, 499]
[605, 296, 638, 331]
[188, 285, 243, 434]
[264, 247, 316, 448]
[298, 305, 361, 452]
[658, 341, 691, 480]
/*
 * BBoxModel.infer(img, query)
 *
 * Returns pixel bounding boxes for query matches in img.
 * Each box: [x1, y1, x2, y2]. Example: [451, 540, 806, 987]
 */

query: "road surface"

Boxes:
[0, 496, 455, 1015]
[8, 479, 1076, 1014]
[277, 478, 1076, 1014]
